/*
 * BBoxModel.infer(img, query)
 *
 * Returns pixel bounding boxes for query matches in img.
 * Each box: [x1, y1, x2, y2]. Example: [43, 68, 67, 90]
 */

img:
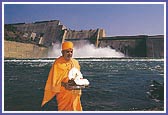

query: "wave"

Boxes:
[4, 57, 164, 62]
[4, 59, 54, 63]
[76, 57, 164, 62]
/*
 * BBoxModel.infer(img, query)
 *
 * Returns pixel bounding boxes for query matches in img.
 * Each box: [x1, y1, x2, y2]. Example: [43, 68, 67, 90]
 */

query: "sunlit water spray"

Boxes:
[48, 43, 125, 58]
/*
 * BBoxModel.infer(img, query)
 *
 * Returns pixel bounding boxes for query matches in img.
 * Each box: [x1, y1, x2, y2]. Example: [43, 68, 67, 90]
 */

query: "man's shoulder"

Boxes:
[53, 56, 62, 63]
[53, 57, 79, 64]
[71, 58, 79, 63]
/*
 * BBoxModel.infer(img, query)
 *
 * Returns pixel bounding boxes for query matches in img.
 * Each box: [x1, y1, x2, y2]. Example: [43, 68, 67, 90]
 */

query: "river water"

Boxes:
[3, 58, 164, 111]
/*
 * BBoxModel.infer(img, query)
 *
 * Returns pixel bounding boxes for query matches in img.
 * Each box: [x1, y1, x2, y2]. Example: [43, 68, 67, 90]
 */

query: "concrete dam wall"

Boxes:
[4, 20, 164, 58]
[98, 35, 164, 58]
[4, 40, 48, 58]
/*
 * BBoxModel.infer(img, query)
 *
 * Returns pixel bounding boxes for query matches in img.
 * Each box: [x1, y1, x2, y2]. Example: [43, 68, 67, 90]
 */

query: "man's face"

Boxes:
[62, 49, 73, 61]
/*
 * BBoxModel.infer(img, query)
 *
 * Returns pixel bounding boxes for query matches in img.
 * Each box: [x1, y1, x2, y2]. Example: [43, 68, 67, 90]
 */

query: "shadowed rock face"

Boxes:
[4, 20, 164, 58]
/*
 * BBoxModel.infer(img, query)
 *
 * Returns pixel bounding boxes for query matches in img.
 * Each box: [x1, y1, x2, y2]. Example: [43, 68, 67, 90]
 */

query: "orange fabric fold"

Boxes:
[41, 56, 82, 111]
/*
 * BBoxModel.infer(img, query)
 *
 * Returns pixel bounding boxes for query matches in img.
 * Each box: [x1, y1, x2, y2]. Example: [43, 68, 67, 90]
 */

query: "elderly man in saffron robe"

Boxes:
[41, 41, 82, 111]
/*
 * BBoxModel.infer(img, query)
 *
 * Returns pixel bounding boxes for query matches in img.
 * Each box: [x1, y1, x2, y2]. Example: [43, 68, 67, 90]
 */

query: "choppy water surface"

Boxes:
[4, 58, 164, 111]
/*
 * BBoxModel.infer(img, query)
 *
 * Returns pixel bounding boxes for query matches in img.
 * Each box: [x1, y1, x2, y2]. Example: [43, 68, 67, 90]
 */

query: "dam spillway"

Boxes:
[4, 20, 164, 58]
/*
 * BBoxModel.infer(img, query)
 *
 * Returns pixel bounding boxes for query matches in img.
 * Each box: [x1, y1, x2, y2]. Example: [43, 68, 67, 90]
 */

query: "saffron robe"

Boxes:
[41, 56, 82, 111]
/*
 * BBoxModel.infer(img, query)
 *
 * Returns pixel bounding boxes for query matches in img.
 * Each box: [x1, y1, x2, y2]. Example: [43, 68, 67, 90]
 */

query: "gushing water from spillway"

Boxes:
[48, 43, 125, 58]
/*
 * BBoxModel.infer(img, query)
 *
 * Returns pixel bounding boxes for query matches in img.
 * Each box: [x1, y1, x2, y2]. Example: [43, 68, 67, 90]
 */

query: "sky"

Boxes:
[4, 3, 165, 37]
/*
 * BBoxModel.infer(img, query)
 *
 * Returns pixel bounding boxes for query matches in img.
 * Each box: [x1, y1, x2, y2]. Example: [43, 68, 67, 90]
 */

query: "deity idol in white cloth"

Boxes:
[68, 67, 89, 86]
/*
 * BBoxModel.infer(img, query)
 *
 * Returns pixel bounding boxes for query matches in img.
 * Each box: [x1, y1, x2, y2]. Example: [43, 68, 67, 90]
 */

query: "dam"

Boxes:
[4, 20, 164, 58]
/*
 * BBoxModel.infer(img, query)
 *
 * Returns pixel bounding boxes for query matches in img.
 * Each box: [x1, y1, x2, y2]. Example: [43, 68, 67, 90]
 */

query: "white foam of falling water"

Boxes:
[48, 43, 125, 58]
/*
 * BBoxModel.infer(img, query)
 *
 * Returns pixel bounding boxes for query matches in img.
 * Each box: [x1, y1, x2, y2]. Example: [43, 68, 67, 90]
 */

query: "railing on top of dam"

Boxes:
[99, 36, 148, 41]
[65, 38, 91, 41]
[65, 35, 163, 41]
[64, 36, 147, 41]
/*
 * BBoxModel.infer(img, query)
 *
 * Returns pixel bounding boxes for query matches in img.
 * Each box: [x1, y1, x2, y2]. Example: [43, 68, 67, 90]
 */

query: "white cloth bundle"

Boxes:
[68, 67, 89, 86]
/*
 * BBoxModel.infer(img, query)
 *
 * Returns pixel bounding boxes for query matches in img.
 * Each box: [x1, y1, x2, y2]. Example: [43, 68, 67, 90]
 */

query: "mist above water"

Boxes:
[48, 43, 125, 58]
